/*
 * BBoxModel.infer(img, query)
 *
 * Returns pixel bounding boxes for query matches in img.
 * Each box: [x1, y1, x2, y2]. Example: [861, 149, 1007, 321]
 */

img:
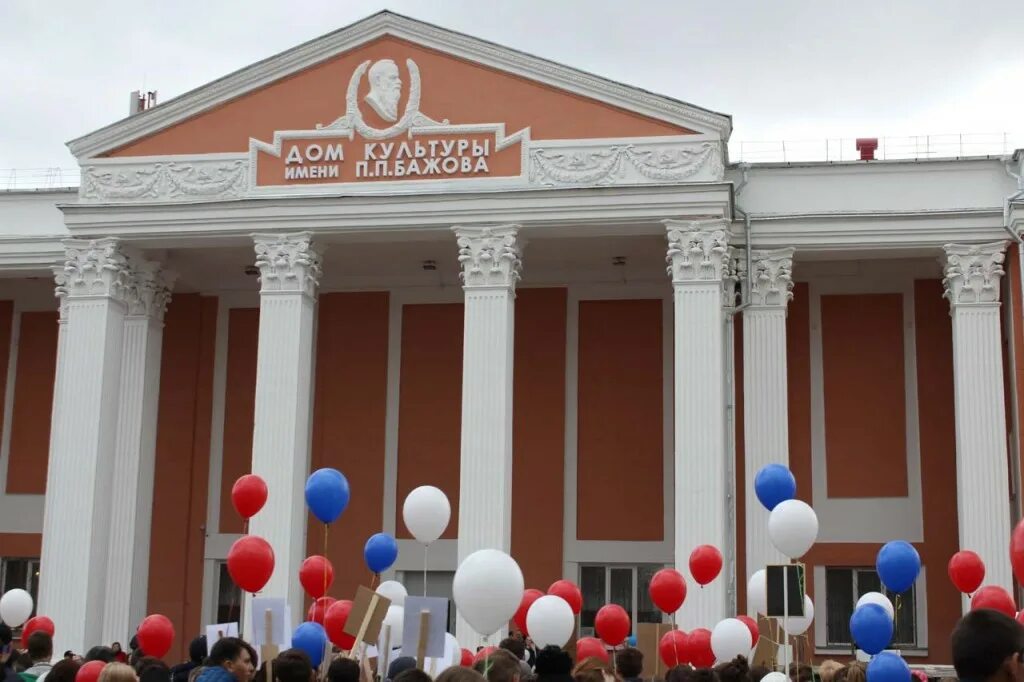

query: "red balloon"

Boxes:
[227, 535, 275, 593]
[649, 569, 687, 614]
[948, 551, 986, 595]
[137, 614, 175, 659]
[736, 615, 759, 646]
[474, 646, 498, 664]
[77, 661, 107, 682]
[299, 555, 335, 599]
[324, 599, 355, 650]
[659, 630, 688, 668]
[595, 604, 630, 646]
[514, 589, 545, 636]
[575, 637, 609, 663]
[307, 596, 337, 625]
[688, 545, 723, 586]
[548, 580, 583, 615]
[1013, 519, 1024, 587]
[231, 474, 268, 520]
[22, 616, 55, 641]
[460, 649, 474, 667]
[684, 628, 714, 668]
[971, 585, 1017, 618]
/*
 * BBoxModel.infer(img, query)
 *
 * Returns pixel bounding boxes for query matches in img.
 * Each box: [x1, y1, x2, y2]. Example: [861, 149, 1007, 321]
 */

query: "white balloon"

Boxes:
[747, 570, 767, 616]
[856, 591, 894, 621]
[378, 605, 405, 647]
[445, 633, 461, 666]
[453, 549, 524, 636]
[403, 486, 451, 545]
[376, 580, 408, 607]
[526, 595, 575, 648]
[711, 618, 754, 663]
[781, 595, 814, 636]
[768, 499, 819, 559]
[762, 674, 788, 682]
[0, 589, 33, 627]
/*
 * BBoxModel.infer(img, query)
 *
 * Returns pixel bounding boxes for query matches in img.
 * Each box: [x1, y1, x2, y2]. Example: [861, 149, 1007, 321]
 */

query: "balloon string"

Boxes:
[671, 613, 679, 667]
[324, 523, 330, 600]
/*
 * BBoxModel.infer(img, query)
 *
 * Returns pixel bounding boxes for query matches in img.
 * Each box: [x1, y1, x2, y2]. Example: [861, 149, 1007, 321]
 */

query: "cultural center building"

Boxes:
[1, 10, 1023, 666]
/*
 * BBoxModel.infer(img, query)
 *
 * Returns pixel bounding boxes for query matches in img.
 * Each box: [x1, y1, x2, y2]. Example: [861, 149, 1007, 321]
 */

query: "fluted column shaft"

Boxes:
[247, 233, 321, 626]
[453, 224, 521, 648]
[102, 263, 172, 644]
[39, 239, 131, 656]
[664, 221, 731, 629]
[739, 249, 794, 597]
[944, 242, 1013, 598]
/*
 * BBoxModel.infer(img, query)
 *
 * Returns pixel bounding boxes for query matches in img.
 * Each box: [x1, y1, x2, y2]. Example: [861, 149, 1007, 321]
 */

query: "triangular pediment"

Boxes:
[69, 11, 731, 161]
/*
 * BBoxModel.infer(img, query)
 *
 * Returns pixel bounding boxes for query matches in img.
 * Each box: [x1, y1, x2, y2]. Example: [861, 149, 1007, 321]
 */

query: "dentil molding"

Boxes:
[664, 220, 732, 284]
[736, 247, 795, 308]
[943, 241, 1008, 306]
[453, 224, 522, 290]
[253, 233, 323, 297]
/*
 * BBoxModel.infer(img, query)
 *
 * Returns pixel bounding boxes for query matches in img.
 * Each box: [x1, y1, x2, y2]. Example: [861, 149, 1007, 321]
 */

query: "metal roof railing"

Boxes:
[1, 168, 81, 191]
[729, 132, 1023, 164]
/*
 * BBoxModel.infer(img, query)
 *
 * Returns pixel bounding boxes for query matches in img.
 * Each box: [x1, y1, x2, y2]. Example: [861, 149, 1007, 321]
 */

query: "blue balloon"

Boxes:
[305, 468, 350, 524]
[849, 603, 893, 655]
[293, 621, 327, 667]
[754, 464, 797, 511]
[627, 636, 638, 647]
[364, 532, 399, 574]
[866, 652, 910, 682]
[876, 541, 921, 594]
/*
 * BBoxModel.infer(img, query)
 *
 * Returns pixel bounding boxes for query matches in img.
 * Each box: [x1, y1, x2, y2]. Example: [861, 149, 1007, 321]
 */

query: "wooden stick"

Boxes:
[380, 624, 392, 679]
[261, 609, 277, 682]
[351, 594, 381, 655]
[415, 610, 430, 670]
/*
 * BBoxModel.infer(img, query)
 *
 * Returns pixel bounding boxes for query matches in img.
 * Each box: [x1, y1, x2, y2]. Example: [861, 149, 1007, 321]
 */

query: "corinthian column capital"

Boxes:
[252, 232, 322, 298]
[735, 247, 795, 308]
[663, 219, 732, 284]
[943, 242, 1008, 307]
[453, 224, 522, 290]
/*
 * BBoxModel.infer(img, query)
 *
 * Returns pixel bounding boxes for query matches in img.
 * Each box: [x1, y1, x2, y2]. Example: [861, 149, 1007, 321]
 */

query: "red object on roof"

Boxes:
[856, 138, 879, 161]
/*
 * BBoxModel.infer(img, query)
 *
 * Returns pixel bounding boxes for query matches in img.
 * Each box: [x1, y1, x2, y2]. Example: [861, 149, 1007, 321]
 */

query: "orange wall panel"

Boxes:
[0, 302, 12, 489]
[0, 533, 40, 557]
[1007, 248, 1024, 516]
[110, 36, 690, 158]
[511, 289, 567, 588]
[307, 293, 390, 599]
[7, 311, 58, 494]
[577, 299, 663, 541]
[787, 283, 813, 504]
[219, 308, 259, 534]
[148, 294, 218, 661]
[821, 294, 908, 498]
[396, 303, 463, 539]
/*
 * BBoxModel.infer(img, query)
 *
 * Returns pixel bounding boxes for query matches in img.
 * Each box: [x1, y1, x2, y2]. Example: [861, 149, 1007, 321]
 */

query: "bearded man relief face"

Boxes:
[365, 59, 402, 122]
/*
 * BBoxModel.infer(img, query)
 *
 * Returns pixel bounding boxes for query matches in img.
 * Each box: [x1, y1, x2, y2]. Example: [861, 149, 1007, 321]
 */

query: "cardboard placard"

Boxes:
[401, 596, 448, 660]
[205, 622, 239, 644]
[344, 586, 392, 650]
[766, 564, 805, 618]
[750, 616, 781, 669]
[636, 623, 674, 676]
[250, 597, 291, 648]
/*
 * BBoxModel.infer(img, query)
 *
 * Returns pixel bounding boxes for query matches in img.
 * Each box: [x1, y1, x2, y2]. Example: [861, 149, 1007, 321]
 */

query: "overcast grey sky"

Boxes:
[1, 0, 1021, 169]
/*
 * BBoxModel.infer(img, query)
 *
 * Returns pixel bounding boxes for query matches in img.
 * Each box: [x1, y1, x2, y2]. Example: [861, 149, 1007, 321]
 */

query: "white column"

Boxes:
[102, 261, 173, 644]
[664, 220, 732, 629]
[247, 233, 321, 624]
[39, 239, 131, 656]
[943, 241, 1014, 595]
[738, 249, 795, 595]
[452, 224, 521, 647]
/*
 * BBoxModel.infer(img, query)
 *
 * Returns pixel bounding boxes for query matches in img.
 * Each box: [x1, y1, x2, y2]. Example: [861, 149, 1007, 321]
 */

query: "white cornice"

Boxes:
[66, 11, 731, 160]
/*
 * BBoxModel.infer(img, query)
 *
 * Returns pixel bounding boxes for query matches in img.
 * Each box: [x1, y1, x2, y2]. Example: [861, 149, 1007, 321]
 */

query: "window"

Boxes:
[825, 567, 917, 649]
[0, 558, 40, 617]
[216, 561, 242, 624]
[399, 571, 456, 633]
[580, 564, 664, 636]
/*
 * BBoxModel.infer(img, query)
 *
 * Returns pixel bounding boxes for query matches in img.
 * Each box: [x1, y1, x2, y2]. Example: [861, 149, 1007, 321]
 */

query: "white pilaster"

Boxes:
[452, 224, 521, 647]
[664, 220, 732, 629]
[102, 262, 173, 644]
[943, 241, 1013, 596]
[247, 233, 321, 624]
[39, 239, 131, 656]
[737, 249, 795, 595]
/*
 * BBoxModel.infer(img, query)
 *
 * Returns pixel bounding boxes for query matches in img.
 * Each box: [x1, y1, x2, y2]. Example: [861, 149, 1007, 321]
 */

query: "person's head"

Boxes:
[87, 647, 116, 664]
[833, 663, 865, 682]
[0, 623, 12, 666]
[99, 663, 140, 682]
[749, 667, 770, 682]
[394, 670, 434, 682]
[189, 637, 209, 666]
[689, 670, 718, 682]
[817, 661, 843, 682]
[953, 609, 1024, 682]
[206, 638, 253, 682]
[240, 643, 258, 682]
[112, 644, 123, 654]
[272, 650, 313, 682]
[388, 657, 418, 682]
[571, 658, 615, 682]
[436, 668, 487, 682]
[64, 652, 75, 661]
[535, 647, 571, 677]
[327, 657, 360, 682]
[13, 653, 33, 673]
[714, 656, 748, 682]
[367, 59, 401, 119]
[500, 639, 526, 662]
[27, 631, 53, 663]
[666, 666, 693, 682]
[475, 649, 522, 682]
[47, 659, 81, 682]
[788, 664, 812, 682]
[615, 648, 643, 680]
[139, 659, 170, 682]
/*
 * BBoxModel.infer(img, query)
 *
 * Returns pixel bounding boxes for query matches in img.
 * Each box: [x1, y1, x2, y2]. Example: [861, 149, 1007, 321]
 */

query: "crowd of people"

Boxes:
[1, 609, 1021, 682]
